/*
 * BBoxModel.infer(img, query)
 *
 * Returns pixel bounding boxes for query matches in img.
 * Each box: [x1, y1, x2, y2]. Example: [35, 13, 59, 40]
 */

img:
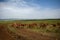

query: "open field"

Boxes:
[0, 19, 60, 40]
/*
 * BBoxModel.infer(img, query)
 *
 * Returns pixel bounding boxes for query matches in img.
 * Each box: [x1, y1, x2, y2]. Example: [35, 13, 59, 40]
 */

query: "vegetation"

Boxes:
[0, 19, 60, 40]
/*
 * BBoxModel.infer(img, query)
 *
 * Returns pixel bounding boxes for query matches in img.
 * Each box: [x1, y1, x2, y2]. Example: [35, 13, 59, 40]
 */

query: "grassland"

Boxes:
[0, 19, 60, 40]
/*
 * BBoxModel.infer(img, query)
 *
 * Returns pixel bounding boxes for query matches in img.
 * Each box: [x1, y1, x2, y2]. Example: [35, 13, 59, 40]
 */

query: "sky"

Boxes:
[0, 0, 60, 19]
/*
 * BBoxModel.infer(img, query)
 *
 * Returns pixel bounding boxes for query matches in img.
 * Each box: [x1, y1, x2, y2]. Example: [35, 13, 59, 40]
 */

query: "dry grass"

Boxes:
[0, 19, 60, 40]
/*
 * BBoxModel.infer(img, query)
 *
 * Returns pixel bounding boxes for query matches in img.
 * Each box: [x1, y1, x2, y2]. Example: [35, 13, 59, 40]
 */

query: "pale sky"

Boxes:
[0, 0, 60, 19]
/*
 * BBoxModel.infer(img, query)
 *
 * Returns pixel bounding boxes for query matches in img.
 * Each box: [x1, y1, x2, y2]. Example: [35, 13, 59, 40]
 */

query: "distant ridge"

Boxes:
[0, 18, 60, 21]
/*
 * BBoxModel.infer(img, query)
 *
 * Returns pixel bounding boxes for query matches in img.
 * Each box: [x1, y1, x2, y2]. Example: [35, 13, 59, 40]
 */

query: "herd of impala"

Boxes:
[7, 22, 60, 29]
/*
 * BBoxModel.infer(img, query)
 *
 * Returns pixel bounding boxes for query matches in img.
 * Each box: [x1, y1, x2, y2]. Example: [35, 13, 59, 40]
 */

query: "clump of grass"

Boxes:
[7, 26, 17, 33]
[29, 25, 60, 33]
[45, 26, 60, 33]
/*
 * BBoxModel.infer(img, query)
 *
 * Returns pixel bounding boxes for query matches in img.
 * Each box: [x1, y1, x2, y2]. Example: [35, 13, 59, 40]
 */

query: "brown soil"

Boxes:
[0, 26, 16, 40]
[0, 26, 60, 40]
